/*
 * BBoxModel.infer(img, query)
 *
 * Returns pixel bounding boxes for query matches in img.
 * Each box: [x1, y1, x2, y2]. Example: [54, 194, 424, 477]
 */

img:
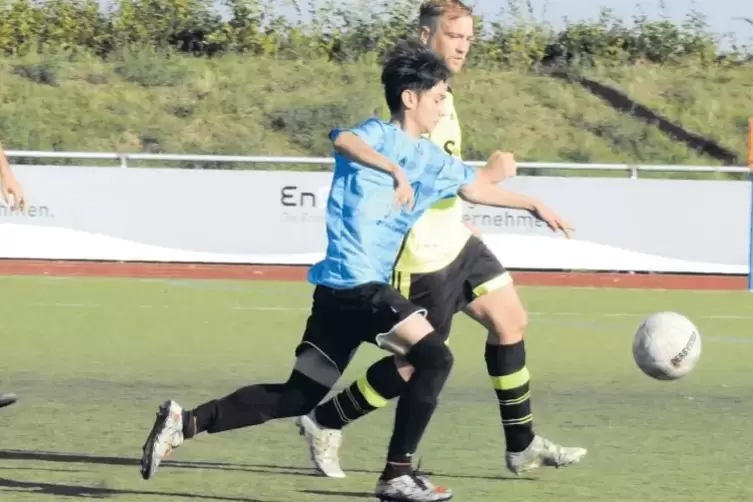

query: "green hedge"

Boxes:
[1, 0, 750, 177]
[0, 0, 748, 66]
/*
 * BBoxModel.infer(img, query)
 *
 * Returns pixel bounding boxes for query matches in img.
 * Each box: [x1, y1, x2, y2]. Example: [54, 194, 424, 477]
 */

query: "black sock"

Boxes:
[182, 410, 196, 438]
[315, 356, 406, 430]
[187, 371, 330, 436]
[382, 333, 453, 480]
[485, 341, 535, 453]
[381, 461, 413, 481]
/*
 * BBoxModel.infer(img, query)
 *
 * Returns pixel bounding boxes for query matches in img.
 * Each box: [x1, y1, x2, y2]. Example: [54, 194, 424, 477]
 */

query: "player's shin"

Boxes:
[485, 340, 535, 452]
[315, 355, 407, 429]
[382, 332, 453, 480]
[183, 371, 330, 437]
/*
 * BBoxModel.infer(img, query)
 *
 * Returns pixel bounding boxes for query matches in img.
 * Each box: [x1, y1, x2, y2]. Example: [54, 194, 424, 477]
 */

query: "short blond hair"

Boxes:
[419, 0, 473, 30]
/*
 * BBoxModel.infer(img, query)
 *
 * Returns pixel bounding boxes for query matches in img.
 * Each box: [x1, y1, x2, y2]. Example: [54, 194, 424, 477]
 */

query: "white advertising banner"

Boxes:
[0, 166, 749, 274]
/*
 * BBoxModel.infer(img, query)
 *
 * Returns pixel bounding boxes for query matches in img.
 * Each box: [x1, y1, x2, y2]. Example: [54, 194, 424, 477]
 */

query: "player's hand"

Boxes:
[1, 173, 26, 212]
[489, 151, 518, 180]
[531, 203, 573, 239]
[486, 151, 517, 181]
[393, 167, 414, 212]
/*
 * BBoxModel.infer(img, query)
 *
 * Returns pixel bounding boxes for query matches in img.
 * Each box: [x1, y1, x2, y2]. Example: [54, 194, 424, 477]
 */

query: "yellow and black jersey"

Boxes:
[394, 89, 473, 274]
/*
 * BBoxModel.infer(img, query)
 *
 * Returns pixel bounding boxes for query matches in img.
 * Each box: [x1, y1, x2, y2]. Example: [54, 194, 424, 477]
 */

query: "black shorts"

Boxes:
[295, 282, 426, 374]
[391, 236, 510, 342]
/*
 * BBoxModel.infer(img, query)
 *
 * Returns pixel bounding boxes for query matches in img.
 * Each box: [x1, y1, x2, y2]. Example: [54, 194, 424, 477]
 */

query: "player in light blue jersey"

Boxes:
[139, 39, 536, 502]
[307, 116, 476, 290]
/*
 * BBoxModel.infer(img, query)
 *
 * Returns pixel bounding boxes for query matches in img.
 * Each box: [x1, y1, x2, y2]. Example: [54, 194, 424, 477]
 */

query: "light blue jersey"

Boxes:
[307, 118, 477, 290]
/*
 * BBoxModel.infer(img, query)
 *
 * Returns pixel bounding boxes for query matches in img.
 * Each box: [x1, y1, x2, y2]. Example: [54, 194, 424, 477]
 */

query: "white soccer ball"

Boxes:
[632, 311, 702, 380]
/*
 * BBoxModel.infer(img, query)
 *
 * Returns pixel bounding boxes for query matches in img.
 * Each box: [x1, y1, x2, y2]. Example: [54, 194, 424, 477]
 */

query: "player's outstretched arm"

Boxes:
[331, 129, 414, 210]
[458, 180, 573, 238]
[0, 140, 26, 212]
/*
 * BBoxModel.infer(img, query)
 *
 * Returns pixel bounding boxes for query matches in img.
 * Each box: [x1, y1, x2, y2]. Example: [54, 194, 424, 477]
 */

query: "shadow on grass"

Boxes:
[0, 477, 282, 501]
[0, 449, 537, 484]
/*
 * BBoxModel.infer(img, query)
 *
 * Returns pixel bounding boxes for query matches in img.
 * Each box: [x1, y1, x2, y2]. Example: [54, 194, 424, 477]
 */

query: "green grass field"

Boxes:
[1, 275, 752, 501]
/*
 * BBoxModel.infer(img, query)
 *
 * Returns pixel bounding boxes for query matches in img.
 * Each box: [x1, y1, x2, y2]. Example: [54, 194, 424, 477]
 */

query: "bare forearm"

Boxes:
[0, 141, 10, 180]
[333, 132, 400, 176]
[459, 182, 537, 211]
[475, 165, 504, 185]
[461, 179, 574, 238]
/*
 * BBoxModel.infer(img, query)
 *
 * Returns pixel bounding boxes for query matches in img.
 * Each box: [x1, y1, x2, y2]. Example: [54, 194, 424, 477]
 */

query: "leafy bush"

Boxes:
[0, 0, 750, 175]
[0, 0, 748, 66]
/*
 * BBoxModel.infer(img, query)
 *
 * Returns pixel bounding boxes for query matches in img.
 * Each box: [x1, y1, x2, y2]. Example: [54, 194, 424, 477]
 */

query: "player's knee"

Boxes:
[401, 333, 453, 409]
[504, 304, 528, 338]
[293, 346, 341, 388]
[393, 355, 415, 381]
[470, 285, 528, 344]
[405, 331, 454, 376]
[487, 307, 527, 345]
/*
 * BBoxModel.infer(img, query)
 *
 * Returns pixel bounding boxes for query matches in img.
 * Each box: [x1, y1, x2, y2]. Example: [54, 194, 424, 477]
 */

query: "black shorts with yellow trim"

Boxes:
[391, 236, 511, 342]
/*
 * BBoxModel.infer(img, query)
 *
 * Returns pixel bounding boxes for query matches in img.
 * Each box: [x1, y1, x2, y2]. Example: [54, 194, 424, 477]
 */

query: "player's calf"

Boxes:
[466, 280, 588, 472]
[315, 355, 409, 431]
[328, 309, 454, 499]
[466, 280, 535, 452]
[380, 330, 453, 485]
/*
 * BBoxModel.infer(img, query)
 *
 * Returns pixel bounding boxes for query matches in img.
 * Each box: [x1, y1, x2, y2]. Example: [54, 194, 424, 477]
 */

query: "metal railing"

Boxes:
[5, 150, 751, 179]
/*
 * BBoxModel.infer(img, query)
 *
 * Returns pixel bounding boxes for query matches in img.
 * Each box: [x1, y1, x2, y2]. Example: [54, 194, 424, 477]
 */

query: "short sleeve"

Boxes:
[432, 147, 477, 199]
[329, 117, 386, 151]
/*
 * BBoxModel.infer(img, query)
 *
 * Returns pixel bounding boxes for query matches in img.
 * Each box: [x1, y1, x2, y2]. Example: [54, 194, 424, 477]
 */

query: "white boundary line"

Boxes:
[1, 275, 748, 294]
[22, 302, 753, 320]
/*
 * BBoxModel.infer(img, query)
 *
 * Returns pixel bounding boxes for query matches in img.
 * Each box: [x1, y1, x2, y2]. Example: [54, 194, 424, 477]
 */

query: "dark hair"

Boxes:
[381, 39, 451, 115]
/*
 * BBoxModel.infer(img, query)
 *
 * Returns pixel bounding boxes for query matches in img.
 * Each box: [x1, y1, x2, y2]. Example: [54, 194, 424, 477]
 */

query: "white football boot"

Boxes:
[375, 474, 453, 501]
[295, 412, 346, 478]
[140, 400, 185, 480]
[506, 434, 587, 474]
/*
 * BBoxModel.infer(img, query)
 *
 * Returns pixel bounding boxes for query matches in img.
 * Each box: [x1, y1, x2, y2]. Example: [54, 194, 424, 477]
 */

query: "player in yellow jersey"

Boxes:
[297, 0, 587, 484]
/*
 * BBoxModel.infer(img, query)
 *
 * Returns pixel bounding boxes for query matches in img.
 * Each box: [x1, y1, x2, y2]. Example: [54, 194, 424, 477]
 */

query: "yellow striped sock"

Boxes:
[486, 343, 535, 452]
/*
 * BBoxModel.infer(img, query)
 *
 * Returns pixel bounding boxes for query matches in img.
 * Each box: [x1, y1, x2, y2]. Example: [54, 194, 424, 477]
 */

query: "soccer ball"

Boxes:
[632, 311, 701, 380]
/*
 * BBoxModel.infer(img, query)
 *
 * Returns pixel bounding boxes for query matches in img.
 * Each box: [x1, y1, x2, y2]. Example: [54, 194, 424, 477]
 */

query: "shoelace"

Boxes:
[410, 471, 449, 496]
[314, 431, 341, 460]
[414, 457, 434, 478]
[411, 474, 430, 491]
